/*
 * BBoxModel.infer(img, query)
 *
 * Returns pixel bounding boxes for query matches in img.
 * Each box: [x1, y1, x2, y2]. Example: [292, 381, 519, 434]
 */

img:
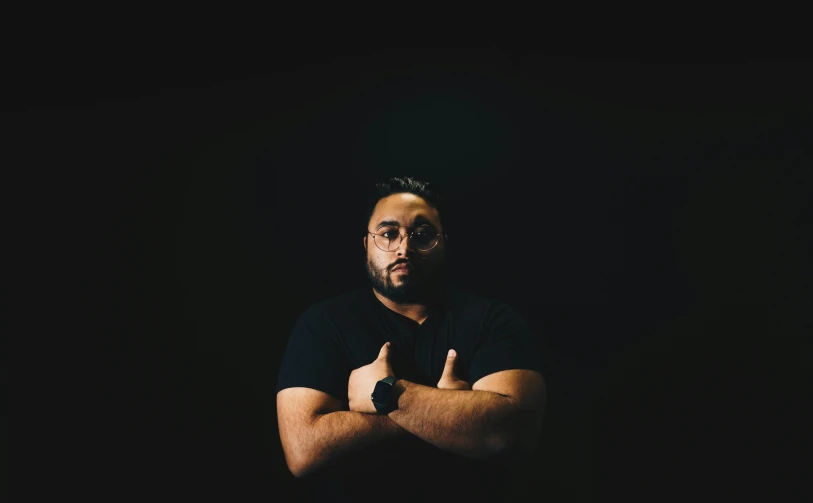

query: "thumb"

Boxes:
[442, 349, 457, 377]
[378, 342, 391, 361]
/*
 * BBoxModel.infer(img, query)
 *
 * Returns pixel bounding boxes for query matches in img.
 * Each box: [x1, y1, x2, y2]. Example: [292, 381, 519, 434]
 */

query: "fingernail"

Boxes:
[448, 349, 455, 357]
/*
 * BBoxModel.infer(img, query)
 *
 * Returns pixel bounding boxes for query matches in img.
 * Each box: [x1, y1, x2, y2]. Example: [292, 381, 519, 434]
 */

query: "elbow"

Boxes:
[285, 451, 315, 479]
[473, 408, 536, 459]
[464, 428, 515, 460]
[474, 431, 535, 461]
[282, 449, 305, 478]
[281, 441, 319, 478]
[289, 465, 310, 479]
[488, 418, 542, 458]
[479, 433, 512, 459]
[285, 456, 306, 479]
[280, 425, 323, 478]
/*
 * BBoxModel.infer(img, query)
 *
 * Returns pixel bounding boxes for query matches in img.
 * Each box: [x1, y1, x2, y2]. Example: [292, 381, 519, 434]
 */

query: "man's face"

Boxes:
[364, 193, 446, 303]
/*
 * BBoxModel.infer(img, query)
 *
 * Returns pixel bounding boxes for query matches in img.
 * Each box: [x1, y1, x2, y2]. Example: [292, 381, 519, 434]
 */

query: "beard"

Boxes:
[365, 256, 446, 304]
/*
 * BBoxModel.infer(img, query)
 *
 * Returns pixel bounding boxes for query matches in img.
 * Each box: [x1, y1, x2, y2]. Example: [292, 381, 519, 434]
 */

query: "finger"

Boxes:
[442, 349, 457, 377]
[378, 342, 390, 361]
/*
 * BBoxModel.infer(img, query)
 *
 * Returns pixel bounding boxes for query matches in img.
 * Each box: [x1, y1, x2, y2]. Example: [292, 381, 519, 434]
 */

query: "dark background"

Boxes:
[18, 50, 812, 501]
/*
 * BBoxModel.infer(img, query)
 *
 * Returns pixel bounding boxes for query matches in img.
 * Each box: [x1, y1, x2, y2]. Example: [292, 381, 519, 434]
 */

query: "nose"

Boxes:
[395, 232, 415, 257]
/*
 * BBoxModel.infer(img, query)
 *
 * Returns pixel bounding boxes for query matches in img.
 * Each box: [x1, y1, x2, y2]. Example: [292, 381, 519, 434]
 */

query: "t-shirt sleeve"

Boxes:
[275, 305, 352, 401]
[467, 301, 544, 386]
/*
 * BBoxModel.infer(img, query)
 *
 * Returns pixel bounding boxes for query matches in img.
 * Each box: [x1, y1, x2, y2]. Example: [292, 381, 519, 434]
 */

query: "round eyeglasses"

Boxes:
[367, 226, 441, 252]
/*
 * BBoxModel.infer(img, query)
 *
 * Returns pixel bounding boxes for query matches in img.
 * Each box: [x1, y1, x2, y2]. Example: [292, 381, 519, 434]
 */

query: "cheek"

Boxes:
[368, 253, 386, 271]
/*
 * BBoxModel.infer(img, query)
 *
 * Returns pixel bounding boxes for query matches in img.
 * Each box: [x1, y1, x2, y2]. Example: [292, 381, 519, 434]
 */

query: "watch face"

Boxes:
[372, 380, 392, 404]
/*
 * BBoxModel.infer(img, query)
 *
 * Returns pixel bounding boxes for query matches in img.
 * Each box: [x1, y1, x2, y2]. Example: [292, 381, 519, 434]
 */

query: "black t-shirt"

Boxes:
[276, 283, 544, 502]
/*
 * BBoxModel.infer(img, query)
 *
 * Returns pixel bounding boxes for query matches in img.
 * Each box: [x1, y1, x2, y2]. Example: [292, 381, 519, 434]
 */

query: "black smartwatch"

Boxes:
[371, 376, 400, 414]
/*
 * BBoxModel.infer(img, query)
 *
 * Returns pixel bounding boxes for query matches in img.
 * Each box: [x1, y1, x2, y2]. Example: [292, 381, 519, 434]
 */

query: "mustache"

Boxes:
[390, 260, 416, 271]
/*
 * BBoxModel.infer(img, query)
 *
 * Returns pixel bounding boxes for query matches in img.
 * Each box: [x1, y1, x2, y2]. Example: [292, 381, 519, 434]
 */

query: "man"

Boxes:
[276, 177, 546, 502]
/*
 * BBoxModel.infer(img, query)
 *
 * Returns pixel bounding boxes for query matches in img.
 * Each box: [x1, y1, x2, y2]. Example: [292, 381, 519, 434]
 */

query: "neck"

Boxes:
[372, 289, 438, 325]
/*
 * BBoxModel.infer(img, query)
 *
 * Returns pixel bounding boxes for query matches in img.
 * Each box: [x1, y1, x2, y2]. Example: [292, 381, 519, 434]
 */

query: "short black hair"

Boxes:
[364, 176, 446, 233]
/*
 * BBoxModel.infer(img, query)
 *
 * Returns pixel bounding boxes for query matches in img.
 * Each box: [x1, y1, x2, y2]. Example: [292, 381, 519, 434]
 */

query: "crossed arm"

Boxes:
[277, 346, 546, 477]
[275, 389, 409, 477]
[388, 369, 546, 459]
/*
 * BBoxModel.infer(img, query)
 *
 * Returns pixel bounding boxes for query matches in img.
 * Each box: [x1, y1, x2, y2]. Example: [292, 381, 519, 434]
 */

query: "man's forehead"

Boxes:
[371, 194, 440, 225]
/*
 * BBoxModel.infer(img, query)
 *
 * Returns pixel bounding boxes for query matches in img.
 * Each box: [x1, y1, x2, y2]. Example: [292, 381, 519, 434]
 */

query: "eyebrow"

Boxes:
[375, 220, 400, 230]
[375, 216, 433, 230]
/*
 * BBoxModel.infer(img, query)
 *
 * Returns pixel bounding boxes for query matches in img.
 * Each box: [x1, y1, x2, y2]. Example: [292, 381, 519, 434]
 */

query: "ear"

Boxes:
[363, 235, 368, 250]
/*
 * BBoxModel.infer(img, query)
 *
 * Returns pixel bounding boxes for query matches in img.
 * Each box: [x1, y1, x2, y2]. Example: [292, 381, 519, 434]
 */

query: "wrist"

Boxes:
[388, 379, 411, 413]
[371, 376, 402, 414]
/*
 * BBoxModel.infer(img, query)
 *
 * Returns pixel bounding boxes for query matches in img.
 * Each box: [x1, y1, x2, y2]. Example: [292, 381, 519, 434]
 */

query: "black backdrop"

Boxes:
[18, 51, 812, 501]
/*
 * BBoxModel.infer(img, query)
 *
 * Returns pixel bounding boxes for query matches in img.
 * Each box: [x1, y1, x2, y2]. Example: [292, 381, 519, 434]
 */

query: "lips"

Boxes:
[391, 264, 412, 272]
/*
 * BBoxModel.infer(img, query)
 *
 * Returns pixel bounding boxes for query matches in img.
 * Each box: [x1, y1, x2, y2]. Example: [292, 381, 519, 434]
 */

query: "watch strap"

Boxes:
[380, 376, 399, 386]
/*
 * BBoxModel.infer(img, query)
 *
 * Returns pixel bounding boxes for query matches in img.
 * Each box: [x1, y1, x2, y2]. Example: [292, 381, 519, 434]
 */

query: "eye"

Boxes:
[413, 227, 438, 244]
[380, 229, 399, 239]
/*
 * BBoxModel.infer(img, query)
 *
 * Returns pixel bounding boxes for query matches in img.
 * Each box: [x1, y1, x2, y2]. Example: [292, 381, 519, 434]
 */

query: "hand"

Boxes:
[437, 349, 471, 390]
[348, 342, 395, 413]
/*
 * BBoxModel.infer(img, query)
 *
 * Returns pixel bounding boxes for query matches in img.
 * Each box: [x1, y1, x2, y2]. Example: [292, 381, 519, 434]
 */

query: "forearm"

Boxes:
[388, 380, 520, 459]
[290, 411, 406, 477]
